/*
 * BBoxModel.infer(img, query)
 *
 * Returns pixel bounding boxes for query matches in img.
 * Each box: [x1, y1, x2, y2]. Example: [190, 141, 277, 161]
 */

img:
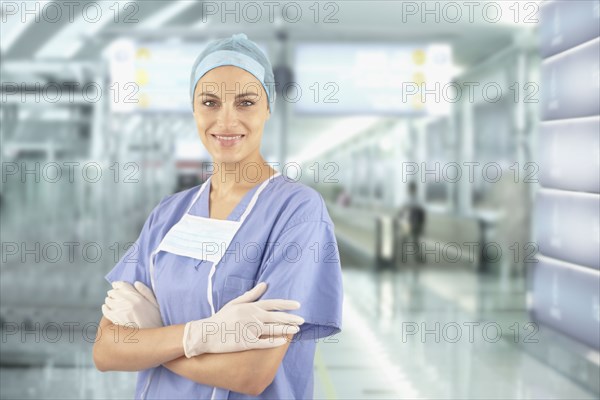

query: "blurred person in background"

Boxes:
[395, 181, 426, 265]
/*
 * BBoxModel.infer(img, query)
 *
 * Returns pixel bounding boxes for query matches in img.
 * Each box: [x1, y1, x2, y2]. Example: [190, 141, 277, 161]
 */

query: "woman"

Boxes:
[93, 33, 344, 399]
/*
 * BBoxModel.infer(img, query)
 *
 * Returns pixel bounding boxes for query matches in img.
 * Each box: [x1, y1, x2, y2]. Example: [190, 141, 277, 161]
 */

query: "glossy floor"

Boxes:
[314, 266, 598, 399]
[0, 265, 598, 399]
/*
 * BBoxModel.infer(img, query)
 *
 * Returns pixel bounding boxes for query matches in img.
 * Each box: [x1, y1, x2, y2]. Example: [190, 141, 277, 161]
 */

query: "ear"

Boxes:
[267, 103, 272, 120]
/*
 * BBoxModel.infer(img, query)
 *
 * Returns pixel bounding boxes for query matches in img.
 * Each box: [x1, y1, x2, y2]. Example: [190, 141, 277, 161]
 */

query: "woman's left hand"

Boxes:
[102, 281, 163, 329]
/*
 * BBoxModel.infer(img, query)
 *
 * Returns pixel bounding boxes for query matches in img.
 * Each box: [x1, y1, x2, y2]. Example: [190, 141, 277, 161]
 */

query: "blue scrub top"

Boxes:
[105, 174, 344, 399]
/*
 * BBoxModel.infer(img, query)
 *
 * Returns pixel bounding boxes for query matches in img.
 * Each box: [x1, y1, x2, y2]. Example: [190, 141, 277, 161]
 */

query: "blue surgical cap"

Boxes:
[190, 33, 276, 113]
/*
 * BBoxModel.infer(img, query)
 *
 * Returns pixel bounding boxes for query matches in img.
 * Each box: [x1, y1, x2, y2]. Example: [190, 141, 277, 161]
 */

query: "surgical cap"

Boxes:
[189, 33, 276, 113]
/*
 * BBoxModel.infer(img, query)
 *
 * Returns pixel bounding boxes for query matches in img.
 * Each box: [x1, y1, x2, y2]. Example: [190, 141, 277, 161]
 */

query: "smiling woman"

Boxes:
[194, 65, 271, 167]
[93, 33, 344, 400]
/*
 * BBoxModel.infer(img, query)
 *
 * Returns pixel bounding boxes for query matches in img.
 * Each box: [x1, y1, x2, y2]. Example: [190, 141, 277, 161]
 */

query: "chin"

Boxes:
[212, 152, 243, 165]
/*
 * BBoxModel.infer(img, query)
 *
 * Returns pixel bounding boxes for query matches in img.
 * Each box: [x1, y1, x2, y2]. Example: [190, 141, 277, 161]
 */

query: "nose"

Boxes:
[216, 103, 239, 130]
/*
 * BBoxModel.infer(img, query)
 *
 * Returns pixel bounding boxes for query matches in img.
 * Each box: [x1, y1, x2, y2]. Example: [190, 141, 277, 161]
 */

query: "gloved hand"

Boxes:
[183, 282, 304, 358]
[102, 281, 163, 329]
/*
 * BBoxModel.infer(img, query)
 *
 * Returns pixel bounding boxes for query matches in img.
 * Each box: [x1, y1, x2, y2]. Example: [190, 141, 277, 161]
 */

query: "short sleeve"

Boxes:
[257, 220, 343, 341]
[104, 203, 162, 289]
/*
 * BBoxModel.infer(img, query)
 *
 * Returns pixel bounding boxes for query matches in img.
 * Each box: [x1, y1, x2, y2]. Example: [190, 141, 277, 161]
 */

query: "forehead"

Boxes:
[198, 65, 260, 85]
[195, 65, 265, 98]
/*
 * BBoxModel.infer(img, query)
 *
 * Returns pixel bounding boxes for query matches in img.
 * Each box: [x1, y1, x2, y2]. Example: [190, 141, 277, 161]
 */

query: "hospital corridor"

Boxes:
[1, 1, 599, 399]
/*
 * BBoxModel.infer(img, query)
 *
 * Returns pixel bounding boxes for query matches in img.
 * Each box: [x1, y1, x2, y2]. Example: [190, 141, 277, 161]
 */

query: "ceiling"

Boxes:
[2, 1, 524, 65]
[1, 0, 537, 161]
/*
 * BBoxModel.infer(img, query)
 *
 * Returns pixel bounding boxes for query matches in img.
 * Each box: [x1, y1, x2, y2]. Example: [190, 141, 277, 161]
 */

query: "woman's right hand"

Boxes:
[182, 282, 304, 358]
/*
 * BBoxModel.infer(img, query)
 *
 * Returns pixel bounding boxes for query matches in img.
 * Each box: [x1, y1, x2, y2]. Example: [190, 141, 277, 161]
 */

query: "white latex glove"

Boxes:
[102, 281, 163, 329]
[183, 282, 304, 358]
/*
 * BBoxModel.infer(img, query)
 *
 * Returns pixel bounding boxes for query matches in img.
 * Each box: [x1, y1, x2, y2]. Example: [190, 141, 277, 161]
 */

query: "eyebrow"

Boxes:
[198, 92, 259, 99]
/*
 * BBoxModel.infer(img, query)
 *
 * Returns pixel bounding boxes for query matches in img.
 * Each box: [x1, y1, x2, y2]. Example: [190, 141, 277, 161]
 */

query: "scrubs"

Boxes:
[105, 174, 344, 399]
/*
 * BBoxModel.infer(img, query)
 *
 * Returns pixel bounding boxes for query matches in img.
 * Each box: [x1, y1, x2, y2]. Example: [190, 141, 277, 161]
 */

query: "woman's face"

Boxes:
[192, 65, 270, 166]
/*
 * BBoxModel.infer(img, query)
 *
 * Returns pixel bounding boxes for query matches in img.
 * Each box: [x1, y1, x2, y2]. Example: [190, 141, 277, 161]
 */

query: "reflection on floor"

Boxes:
[1, 265, 598, 399]
[314, 266, 598, 399]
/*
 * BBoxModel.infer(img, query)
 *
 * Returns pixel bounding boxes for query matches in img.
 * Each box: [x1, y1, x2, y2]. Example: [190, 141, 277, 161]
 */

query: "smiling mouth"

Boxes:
[211, 134, 245, 140]
[210, 134, 245, 147]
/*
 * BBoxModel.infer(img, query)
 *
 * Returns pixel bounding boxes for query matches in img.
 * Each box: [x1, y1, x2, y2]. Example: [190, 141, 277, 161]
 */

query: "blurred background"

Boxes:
[1, 0, 599, 399]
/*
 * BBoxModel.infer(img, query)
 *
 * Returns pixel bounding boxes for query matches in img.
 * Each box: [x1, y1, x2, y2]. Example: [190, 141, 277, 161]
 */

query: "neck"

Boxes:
[210, 153, 276, 196]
